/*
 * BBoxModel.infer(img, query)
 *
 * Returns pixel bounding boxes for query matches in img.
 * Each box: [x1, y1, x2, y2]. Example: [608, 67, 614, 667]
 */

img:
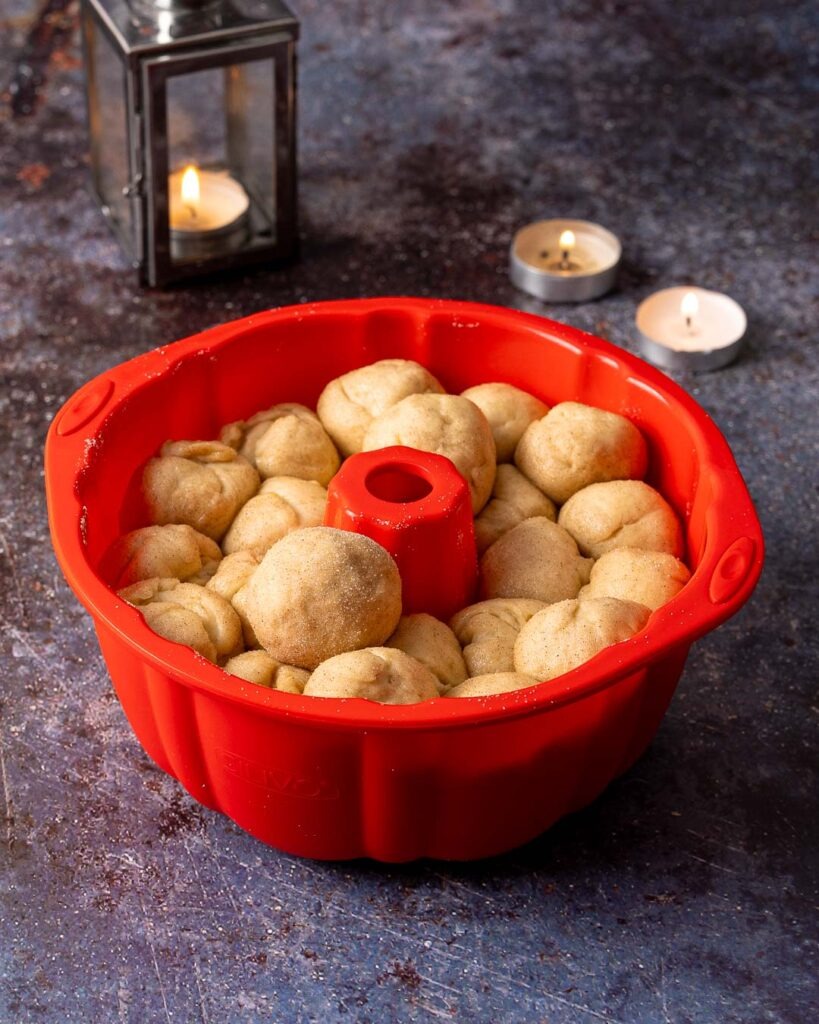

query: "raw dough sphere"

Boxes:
[558, 480, 684, 559]
[446, 673, 540, 698]
[222, 477, 327, 558]
[317, 359, 445, 457]
[222, 403, 340, 484]
[223, 650, 310, 693]
[102, 524, 221, 588]
[450, 598, 546, 677]
[142, 440, 260, 541]
[243, 527, 402, 669]
[385, 613, 467, 693]
[515, 401, 648, 505]
[514, 597, 650, 681]
[474, 464, 557, 554]
[579, 547, 690, 611]
[206, 550, 260, 647]
[363, 393, 496, 513]
[479, 517, 593, 603]
[303, 648, 440, 704]
[461, 383, 548, 462]
[119, 578, 243, 663]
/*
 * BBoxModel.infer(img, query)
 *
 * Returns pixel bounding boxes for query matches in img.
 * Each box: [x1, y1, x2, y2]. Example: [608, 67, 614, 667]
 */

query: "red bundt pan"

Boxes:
[45, 299, 764, 862]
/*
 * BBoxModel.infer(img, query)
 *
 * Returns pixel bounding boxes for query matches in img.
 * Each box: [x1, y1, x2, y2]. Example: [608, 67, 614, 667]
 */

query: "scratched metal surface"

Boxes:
[1, 1, 817, 1021]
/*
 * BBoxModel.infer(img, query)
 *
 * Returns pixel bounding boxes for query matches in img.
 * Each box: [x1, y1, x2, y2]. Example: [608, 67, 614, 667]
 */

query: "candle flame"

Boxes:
[681, 291, 699, 319]
[559, 229, 576, 252]
[181, 165, 200, 210]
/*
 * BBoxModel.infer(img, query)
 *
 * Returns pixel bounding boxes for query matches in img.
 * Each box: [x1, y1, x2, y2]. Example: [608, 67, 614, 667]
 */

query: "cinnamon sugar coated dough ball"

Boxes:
[579, 547, 691, 611]
[385, 614, 467, 693]
[461, 383, 548, 462]
[222, 478, 327, 559]
[446, 673, 540, 698]
[450, 598, 546, 676]
[303, 648, 440, 704]
[515, 402, 648, 505]
[223, 651, 310, 693]
[514, 597, 650, 681]
[243, 527, 402, 669]
[119, 578, 243, 663]
[221, 403, 340, 484]
[363, 393, 496, 513]
[317, 359, 445, 457]
[480, 517, 593, 603]
[474, 465, 557, 554]
[143, 440, 260, 541]
[102, 524, 222, 588]
[206, 551, 260, 647]
[558, 480, 684, 559]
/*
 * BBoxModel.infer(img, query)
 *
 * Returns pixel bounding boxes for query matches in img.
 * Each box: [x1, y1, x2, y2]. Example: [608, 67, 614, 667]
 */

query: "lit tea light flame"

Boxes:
[681, 290, 699, 331]
[559, 229, 576, 269]
[181, 165, 200, 220]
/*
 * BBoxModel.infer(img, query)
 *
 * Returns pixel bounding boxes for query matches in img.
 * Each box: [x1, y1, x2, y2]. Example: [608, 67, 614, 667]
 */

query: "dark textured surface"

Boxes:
[1, 1, 818, 1021]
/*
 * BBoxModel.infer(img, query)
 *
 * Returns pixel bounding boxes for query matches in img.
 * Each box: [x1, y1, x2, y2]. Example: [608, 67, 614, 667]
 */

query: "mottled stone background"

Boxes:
[1, 1, 817, 1022]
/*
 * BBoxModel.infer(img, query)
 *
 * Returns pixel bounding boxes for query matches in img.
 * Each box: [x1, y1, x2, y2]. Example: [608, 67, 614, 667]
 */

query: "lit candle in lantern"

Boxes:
[168, 164, 250, 262]
[636, 286, 747, 372]
[510, 219, 621, 302]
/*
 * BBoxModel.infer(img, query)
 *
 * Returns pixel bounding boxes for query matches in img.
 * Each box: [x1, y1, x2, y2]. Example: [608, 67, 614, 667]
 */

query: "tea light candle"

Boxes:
[635, 286, 748, 372]
[168, 165, 250, 262]
[509, 219, 621, 303]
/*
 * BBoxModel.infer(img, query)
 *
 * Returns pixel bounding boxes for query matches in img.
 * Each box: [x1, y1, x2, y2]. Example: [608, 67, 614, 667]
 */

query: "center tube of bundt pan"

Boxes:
[324, 446, 478, 622]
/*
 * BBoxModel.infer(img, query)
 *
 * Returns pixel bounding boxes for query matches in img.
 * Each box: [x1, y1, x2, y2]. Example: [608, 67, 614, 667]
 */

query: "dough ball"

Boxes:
[317, 359, 445, 457]
[461, 383, 548, 462]
[222, 478, 327, 559]
[363, 393, 496, 513]
[479, 517, 593, 603]
[558, 480, 684, 559]
[243, 527, 402, 669]
[474, 464, 557, 554]
[385, 614, 467, 693]
[102, 524, 222, 588]
[119, 578, 243, 663]
[515, 402, 648, 504]
[446, 673, 540, 698]
[222, 403, 340, 484]
[579, 547, 690, 611]
[206, 550, 260, 647]
[223, 651, 310, 693]
[450, 598, 546, 676]
[514, 597, 650, 681]
[142, 440, 260, 541]
[303, 648, 440, 704]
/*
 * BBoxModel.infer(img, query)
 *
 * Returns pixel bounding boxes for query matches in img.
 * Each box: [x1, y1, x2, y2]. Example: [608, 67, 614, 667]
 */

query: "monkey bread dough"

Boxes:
[222, 477, 328, 559]
[446, 673, 540, 698]
[579, 547, 690, 611]
[317, 358, 445, 457]
[515, 402, 648, 505]
[363, 393, 496, 513]
[223, 650, 310, 693]
[303, 647, 440, 704]
[243, 527, 402, 669]
[514, 597, 650, 681]
[221, 403, 340, 484]
[474, 464, 557, 554]
[450, 598, 546, 676]
[102, 524, 222, 589]
[119, 577, 243, 663]
[479, 517, 593, 603]
[142, 440, 260, 541]
[461, 382, 548, 462]
[558, 480, 684, 559]
[206, 550, 261, 647]
[385, 613, 467, 693]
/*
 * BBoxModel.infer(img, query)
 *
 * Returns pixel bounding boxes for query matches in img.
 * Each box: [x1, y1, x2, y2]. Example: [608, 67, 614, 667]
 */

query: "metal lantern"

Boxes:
[80, 0, 298, 286]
